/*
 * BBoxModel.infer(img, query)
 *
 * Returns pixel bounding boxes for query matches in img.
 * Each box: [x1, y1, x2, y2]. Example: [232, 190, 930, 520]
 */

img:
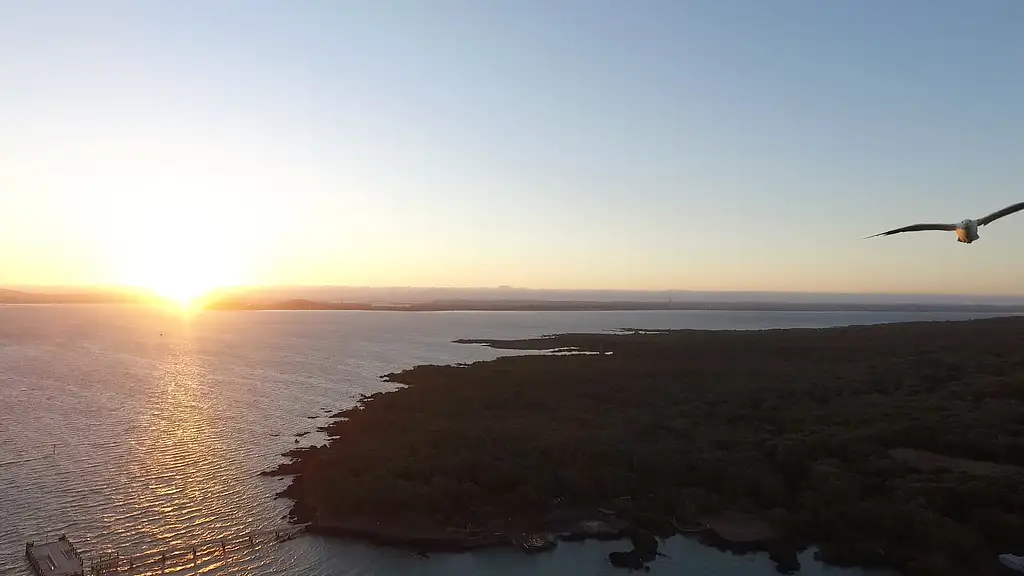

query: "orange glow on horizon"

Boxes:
[105, 204, 247, 312]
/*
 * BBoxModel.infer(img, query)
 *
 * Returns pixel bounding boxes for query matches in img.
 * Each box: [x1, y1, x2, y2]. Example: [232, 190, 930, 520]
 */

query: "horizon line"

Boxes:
[4, 284, 1024, 299]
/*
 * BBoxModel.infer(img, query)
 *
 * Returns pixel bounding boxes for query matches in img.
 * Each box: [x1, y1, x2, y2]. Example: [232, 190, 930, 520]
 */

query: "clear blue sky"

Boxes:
[2, 0, 1023, 295]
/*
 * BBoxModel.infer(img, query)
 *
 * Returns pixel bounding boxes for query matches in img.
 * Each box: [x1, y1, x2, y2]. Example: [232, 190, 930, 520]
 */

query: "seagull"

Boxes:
[864, 201, 1024, 244]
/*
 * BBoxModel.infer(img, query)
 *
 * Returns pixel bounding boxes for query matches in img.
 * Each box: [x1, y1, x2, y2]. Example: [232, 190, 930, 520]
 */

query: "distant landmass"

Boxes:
[205, 285, 1024, 306]
[205, 297, 1024, 314]
[4, 286, 1024, 313]
[0, 287, 147, 305]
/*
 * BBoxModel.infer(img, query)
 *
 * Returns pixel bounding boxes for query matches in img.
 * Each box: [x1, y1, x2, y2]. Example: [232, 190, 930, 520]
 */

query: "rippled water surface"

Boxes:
[1, 305, 1004, 575]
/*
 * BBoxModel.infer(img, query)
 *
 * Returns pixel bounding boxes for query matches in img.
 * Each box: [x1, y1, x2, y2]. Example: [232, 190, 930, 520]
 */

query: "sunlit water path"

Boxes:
[2, 305, 1004, 575]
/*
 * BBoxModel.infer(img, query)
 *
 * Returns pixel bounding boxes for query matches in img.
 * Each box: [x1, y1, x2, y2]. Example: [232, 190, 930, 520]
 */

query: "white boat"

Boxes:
[999, 554, 1024, 572]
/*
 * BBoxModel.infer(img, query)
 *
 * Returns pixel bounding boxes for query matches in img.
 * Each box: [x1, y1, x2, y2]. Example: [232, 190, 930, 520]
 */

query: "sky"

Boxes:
[2, 0, 1023, 296]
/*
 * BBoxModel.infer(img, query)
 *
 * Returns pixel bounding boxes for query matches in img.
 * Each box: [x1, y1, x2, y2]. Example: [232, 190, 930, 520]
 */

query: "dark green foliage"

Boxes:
[274, 316, 1024, 576]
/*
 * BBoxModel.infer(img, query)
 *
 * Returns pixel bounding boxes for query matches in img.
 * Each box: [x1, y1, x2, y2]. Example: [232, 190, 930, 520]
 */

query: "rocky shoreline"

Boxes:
[266, 452, 679, 565]
[266, 453, 789, 571]
[265, 408, 796, 571]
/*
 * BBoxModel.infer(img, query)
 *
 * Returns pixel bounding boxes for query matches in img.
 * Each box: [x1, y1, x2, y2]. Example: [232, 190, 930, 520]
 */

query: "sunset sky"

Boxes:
[2, 0, 1023, 297]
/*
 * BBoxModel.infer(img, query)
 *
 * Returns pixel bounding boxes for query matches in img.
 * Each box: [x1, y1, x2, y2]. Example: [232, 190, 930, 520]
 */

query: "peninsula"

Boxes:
[266, 315, 1024, 575]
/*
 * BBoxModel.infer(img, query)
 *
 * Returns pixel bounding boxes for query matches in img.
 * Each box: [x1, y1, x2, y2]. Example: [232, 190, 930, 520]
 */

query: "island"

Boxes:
[269, 316, 1024, 575]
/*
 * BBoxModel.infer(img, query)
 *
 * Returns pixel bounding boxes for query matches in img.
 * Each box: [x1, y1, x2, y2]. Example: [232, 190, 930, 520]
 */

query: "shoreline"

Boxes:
[266, 316, 1024, 574]
[268, 466, 784, 569]
[267, 389, 796, 569]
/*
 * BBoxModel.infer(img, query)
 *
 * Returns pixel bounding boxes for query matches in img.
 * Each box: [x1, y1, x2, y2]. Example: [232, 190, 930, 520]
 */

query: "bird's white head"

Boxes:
[958, 218, 981, 243]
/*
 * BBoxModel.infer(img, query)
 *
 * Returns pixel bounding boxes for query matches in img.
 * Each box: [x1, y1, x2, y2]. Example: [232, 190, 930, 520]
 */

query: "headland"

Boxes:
[264, 316, 1024, 574]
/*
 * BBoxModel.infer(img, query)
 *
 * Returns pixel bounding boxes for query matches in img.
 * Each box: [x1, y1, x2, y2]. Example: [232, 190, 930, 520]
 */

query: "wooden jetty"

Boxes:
[85, 525, 307, 574]
[26, 534, 85, 576]
[25, 525, 306, 576]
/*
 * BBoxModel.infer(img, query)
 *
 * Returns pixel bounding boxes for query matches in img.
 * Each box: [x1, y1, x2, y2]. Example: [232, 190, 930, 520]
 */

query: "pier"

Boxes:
[25, 534, 84, 576]
[86, 525, 306, 574]
[26, 525, 306, 576]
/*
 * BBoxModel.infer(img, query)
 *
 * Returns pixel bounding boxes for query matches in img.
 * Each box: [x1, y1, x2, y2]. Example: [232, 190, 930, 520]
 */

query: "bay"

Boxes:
[2, 305, 1001, 575]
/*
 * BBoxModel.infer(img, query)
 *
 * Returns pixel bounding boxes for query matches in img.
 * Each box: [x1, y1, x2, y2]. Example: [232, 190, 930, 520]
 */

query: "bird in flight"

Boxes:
[864, 201, 1024, 244]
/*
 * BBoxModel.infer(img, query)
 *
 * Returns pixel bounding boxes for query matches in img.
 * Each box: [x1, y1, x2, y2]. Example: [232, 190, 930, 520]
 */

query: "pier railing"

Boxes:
[85, 524, 307, 574]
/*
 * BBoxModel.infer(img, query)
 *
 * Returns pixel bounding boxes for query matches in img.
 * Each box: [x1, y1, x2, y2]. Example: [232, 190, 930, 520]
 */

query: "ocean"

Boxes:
[2, 305, 1000, 575]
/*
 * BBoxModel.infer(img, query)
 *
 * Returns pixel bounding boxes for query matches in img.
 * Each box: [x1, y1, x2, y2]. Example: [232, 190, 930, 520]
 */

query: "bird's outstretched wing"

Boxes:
[977, 202, 1024, 226]
[863, 223, 957, 239]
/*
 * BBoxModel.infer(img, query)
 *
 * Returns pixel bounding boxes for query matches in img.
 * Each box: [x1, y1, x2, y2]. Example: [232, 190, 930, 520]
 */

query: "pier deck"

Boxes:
[23, 525, 306, 576]
[25, 535, 85, 576]
[84, 525, 307, 574]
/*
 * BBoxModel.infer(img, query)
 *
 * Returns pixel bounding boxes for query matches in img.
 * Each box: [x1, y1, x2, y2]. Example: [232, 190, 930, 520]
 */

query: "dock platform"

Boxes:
[25, 534, 85, 576]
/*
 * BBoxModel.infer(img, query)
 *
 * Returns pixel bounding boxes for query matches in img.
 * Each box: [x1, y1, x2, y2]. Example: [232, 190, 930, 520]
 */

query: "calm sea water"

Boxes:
[1, 305, 1003, 576]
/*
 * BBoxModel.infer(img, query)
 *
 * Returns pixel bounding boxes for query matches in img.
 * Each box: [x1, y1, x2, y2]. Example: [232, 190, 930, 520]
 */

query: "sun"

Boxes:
[147, 276, 219, 309]
[125, 253, 235, 310]
[110, 211, 245, 311]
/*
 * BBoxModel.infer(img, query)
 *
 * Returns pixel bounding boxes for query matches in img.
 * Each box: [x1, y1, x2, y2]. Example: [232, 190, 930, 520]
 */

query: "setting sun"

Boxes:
[123, 251, 237, 310]
[105, 206, 247, 310]
[142, 273, 222, 309]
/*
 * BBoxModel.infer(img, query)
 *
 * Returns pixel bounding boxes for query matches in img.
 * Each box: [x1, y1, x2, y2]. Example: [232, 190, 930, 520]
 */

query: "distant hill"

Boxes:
[206, 296, 1024, 314]
[5, 285, 1024, 312]
[0, 287, 145, 304]
[221, 285, 1024, 307]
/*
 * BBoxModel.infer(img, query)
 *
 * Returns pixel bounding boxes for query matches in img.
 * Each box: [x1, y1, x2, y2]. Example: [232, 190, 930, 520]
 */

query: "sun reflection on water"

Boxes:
[116, 337, 242, 560]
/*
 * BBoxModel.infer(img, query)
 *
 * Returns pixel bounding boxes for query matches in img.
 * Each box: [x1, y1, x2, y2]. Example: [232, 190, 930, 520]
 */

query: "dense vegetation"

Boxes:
[270, 316, 1024, 575]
